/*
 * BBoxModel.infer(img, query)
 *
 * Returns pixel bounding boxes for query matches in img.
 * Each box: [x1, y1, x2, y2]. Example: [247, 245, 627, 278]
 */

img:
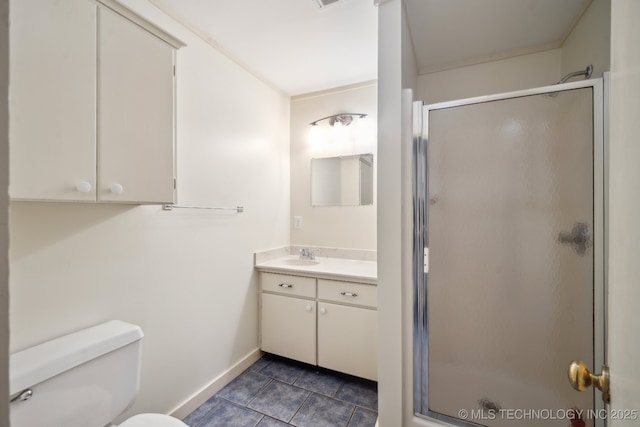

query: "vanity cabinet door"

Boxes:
[318, 302, 377, 381]
[261, 293, 316, 365]
[97, 5, 176, 203]
[10, 0, 97, 201]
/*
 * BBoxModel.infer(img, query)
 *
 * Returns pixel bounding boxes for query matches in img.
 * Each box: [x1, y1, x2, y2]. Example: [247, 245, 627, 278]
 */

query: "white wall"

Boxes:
[561, 0, 611, 79]
[1, 0, 9, 424]
[290, 83, 377, 250]
[401, 4, 418, 91]
[417, 49, 562, 104]
[377, 0, 416, 425]
[9, 0, 290, 420]
[608, 0, 640, 423]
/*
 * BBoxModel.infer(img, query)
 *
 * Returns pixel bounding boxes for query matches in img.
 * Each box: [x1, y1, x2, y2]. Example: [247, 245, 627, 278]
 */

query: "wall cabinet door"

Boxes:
[9, 0, 97, 201]
[261, 293, 316, 365]
[97, 6, 176, 204]
[318, 302, 378, 381]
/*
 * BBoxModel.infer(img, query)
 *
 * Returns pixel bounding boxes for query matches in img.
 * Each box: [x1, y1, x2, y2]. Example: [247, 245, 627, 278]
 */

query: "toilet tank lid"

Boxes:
[10, 320, 144, 395]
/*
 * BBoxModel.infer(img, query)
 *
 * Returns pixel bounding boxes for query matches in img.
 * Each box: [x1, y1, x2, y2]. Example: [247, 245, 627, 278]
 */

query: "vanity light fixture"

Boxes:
[308, 113, 367, 144]
[309, 113, 367, 128]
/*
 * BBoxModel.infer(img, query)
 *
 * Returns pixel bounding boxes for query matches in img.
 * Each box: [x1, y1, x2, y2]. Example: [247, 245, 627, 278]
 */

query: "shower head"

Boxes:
[556, 65, 593, 85]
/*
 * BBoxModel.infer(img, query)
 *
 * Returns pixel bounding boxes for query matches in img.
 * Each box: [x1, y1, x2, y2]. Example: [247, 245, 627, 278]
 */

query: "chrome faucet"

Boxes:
[299, 248, 316, 260]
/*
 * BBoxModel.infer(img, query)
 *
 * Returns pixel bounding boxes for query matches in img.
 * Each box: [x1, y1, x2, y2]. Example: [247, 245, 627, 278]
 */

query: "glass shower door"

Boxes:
[414, 81, 605, 427]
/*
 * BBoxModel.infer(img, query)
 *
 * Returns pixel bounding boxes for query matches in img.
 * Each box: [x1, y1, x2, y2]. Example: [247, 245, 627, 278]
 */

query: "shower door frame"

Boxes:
[412, 77, 607, 427]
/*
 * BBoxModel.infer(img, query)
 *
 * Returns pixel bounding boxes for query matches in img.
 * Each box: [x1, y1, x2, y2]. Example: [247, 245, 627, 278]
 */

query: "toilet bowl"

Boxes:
[9, 321, 188, 427]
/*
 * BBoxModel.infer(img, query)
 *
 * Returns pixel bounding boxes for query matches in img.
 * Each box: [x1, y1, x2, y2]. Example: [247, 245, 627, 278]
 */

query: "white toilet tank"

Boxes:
[10, 320, 145, 427]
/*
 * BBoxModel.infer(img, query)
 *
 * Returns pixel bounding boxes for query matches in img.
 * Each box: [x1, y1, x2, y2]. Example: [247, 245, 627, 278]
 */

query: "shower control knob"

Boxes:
[558, 222, 591, 256]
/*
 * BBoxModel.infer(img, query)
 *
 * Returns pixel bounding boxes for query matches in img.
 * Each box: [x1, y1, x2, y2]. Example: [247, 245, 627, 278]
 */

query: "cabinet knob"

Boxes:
[76, 181, 92, 193]
[320, 307, 327, 314]
[110, 183, 124, 195]
[305, 305, 313, 312]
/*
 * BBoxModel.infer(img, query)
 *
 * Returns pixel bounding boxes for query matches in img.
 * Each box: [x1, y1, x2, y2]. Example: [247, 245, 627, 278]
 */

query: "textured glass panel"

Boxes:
[427, 88, 594, 427]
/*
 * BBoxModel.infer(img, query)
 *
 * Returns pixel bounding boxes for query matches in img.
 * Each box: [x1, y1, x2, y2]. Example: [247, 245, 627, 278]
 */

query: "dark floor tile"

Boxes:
[182, 395, 223, 426]
[294, 369, 343, 397]
[347, 407, 378, 427]
[198, 400, 263, 427]
[256, 417, 290, 427]
[248, 380, 310, 422]
[335, 378, 378, 411]
[217, 371, 272, 405]
[291, 393, 355, 427]
[186, 355, 378, 427]
[248, 356, 273, 373]
[258, 357, 309, 384]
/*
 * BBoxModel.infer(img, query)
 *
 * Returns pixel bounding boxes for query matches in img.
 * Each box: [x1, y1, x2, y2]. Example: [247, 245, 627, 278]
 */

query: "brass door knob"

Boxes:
[568, 360, 610, 403]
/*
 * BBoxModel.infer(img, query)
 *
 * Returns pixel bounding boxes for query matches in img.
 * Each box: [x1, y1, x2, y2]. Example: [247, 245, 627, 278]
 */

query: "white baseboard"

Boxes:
[169, 348, 263, 419]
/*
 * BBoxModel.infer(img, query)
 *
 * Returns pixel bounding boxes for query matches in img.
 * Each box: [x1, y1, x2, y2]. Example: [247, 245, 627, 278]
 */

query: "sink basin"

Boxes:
[281, 259, 320, 266]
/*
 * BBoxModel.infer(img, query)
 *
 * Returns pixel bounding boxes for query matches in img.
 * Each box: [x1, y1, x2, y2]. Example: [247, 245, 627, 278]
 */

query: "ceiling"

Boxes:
[150, 0, 378, 96]
[149, 0, 591, 96]
[405, 0, 592, 75]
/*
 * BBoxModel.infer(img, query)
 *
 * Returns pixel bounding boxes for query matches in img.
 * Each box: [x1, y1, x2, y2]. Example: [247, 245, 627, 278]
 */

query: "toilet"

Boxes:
[9, 320, 188, 427]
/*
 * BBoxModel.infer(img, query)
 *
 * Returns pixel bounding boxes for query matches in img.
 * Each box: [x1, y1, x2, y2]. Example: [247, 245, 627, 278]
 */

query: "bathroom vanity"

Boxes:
[255, 251, 377, 381]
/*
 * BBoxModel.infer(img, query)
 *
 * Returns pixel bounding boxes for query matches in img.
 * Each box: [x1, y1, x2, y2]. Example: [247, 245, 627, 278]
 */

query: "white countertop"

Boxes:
[255, 255, 377, 285]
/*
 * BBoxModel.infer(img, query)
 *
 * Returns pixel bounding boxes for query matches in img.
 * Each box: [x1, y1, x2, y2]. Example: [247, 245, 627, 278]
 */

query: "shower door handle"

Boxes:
[557, 222, 591, 256]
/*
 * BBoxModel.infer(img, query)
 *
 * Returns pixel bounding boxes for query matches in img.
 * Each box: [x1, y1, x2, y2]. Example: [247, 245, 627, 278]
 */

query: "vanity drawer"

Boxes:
[318, 279, 377, 308]
[262, 273, 316, 299]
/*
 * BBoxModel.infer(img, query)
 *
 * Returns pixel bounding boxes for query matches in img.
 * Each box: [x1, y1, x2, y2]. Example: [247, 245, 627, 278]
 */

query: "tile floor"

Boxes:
[182, 354, 378, 427]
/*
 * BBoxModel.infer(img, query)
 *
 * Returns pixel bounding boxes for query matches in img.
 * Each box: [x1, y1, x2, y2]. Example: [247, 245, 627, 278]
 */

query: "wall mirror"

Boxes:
[311, 154, 374, 207]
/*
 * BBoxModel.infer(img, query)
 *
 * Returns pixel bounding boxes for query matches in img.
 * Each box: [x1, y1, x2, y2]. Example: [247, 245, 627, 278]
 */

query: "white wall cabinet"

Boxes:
[260, 272, 378, 381]
[10, 0, 184, 203]
[10, 0, 97, 202]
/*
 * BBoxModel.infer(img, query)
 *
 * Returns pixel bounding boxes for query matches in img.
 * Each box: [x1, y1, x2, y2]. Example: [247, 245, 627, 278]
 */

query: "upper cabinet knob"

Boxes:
[110, 183, 124, 195]
[76, 181, 92, 193]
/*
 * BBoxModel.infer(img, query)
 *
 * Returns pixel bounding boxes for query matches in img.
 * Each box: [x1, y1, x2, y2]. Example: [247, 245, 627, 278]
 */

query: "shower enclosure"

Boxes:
[413, 78, 606, 427]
